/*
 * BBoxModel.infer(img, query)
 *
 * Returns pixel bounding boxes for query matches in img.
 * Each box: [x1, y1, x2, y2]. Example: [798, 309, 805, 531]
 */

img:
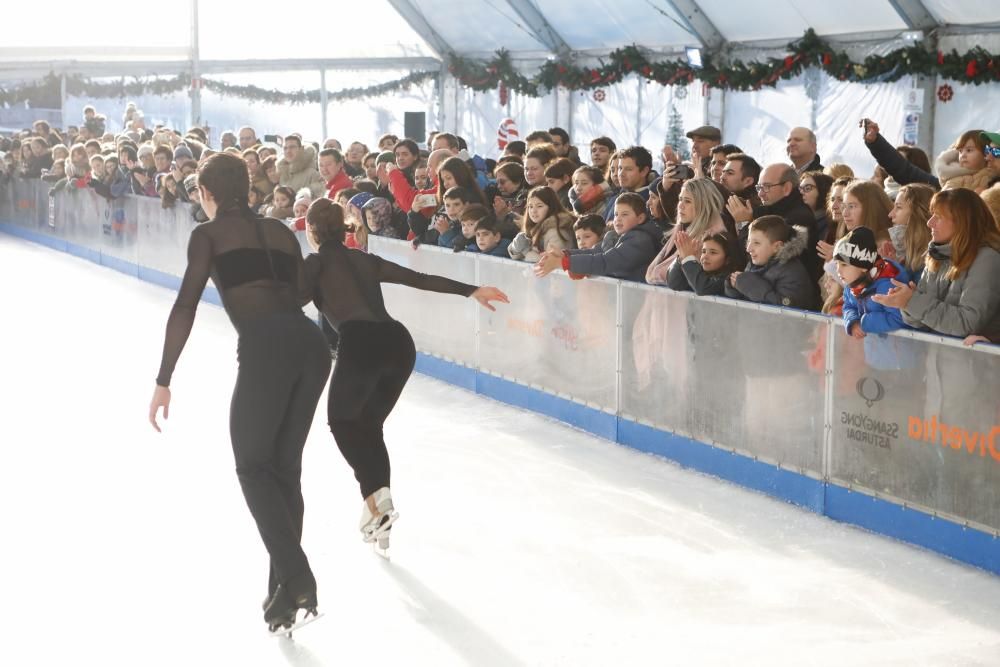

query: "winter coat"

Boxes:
[842, 259, 912, 335]
[436, 216, 461, 248]
[566, 219, 664, 282]
[795, 153, 823, 175]
[508, 211, 575, 262]
[666, 256, 731, 296]
[752, 189, 822, 284]
[902, 242, 1000, 339]
[604, 186, 649, 223]
[389, 169, 437, 217]
[251, 169, 273, 198]
[646, 217, 732, 286]
[934, 148, 994, 192]
[325, 170, 353, 199]
[569, 181, 612, 219]
[865, 133, 940, 189]
[84, 115, 106, 137]
[724, 225, 820, 310]
[480, 237, 512, 258]
[277, 144, 325, 197]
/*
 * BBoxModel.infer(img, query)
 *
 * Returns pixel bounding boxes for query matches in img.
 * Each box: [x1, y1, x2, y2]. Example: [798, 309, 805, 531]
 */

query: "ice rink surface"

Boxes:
[3, 232, 1000, 666]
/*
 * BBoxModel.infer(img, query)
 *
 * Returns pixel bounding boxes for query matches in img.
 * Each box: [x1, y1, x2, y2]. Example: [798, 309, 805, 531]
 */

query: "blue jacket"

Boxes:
[842, 259, 912, 335]
[437, 218, 461, 248]
[567, 219, 663, 282]
[478, 237, 512, 257]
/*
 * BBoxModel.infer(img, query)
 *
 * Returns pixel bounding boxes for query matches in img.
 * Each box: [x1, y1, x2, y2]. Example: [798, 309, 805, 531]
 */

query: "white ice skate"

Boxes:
[360, 487, 398, 556]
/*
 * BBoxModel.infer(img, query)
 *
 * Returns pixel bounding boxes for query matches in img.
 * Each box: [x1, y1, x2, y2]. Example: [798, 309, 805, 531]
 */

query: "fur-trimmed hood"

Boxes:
[279, 143, 317, 176]
[773, 224, 810, 264]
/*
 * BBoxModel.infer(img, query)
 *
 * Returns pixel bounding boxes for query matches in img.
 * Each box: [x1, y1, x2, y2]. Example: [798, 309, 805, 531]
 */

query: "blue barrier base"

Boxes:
[412, 351, 1000, 576]
[5, 222, 1000, 577]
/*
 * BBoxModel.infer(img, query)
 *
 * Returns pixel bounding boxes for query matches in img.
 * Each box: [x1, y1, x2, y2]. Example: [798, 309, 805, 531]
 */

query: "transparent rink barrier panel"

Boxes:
[369, 238, 478, 368]
[135, 196, 198, 279]
[620, 285, 828, 475]
[476, 257, 618, 413]
[830, 331, 1000, 532]
[98, 194, 138, 267]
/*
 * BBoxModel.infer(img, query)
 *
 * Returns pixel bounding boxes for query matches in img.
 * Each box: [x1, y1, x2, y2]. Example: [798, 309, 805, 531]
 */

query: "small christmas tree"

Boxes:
[664, 103, 691, 161]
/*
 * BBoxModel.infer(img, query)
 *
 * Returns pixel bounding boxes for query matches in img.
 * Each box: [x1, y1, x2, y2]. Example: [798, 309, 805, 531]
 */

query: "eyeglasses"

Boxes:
[984, 145, 1000, 158]
[756, 181, 788, 192]
[798, 184, 816, 193]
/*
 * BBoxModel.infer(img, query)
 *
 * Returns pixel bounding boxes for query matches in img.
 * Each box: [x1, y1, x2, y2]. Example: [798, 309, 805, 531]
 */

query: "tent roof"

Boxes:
[2, 0, 1000, 75]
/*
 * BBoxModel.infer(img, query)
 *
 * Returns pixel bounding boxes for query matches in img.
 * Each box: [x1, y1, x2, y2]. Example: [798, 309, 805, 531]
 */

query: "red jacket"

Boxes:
[326, 170, 353, 200]
[388, 169, 436, 214]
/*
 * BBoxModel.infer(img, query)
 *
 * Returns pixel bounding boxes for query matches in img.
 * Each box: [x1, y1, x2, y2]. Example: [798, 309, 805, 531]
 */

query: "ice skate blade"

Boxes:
[362, 511, 399, 544]
[373, 536, 391, 560]
[268, 609, 324, 639]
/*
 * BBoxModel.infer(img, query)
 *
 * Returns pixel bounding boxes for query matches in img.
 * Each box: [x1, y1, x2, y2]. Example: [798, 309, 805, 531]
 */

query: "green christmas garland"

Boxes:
[3, 29, 997, 107]
[449, 29, 1000, 96]
[0, 70, 437, 107]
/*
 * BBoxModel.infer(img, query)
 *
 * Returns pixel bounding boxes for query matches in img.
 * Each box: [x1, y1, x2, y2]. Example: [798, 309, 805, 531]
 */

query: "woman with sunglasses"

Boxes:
[799, 171, 834, 246]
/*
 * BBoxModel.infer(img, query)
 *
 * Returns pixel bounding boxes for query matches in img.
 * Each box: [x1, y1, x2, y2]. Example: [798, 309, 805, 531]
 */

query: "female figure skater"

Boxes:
[148, 153, 331, 634]
[301, 198, 508, 550]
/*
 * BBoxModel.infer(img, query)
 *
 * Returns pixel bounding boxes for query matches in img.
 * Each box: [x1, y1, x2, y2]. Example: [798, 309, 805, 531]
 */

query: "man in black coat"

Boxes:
[727, 163, 822, 285]
[787, 127, 823, 176]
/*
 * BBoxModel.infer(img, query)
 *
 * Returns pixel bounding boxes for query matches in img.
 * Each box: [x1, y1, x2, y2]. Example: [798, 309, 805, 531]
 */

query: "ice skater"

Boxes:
[300, 198, 508, 551]
[148, 153, 331, 635]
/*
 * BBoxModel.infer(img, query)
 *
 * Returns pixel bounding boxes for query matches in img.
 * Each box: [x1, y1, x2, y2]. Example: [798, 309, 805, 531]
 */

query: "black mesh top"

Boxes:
[155, 209, 305, 387]
[302, 240, 477, 330]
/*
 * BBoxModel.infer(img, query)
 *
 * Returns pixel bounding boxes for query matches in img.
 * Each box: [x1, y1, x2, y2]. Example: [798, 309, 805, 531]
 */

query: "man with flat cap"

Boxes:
[686, 125, 722, 175]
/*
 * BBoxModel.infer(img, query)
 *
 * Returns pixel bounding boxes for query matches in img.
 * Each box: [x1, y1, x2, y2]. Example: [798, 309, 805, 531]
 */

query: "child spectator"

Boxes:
[474, 217, 511, 257]
[835, 226, 912, 339]
[433, 186, 475, 248]
[725, 215, 819, 310]
[534, 193, 662, 282]
[508, 186, 575, 262]
[265, 185, 295, 219]
[455, 205, 490, 252]
[669, 231, 739, 296]
[888, 183, 934, 278]
[569, 165, 612, 219]
[289, 189, 313, 231]
[573, 214, 606, 250]
[361, 197, 403, 240]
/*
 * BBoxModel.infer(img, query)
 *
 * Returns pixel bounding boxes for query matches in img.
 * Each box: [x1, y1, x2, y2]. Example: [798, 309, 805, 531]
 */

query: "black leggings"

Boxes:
[327, 320, 416, 499]
[231, 313, 331, 598]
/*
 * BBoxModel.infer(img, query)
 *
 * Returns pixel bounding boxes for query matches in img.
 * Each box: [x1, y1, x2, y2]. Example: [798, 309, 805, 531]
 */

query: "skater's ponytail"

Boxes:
[306, 198, 347, 248]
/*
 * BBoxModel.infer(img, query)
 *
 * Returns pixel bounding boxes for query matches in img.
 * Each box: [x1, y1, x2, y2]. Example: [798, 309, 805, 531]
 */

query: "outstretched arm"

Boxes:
[149, 227, 212, 431]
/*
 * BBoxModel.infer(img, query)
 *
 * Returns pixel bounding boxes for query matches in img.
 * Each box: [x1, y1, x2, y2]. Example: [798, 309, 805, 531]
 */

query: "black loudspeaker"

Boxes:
[404, 112, 426, 144]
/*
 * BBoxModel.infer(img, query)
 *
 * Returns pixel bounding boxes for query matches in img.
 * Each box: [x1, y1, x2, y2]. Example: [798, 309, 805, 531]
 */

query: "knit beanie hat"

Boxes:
[183, 174, 199, 193]
[173, 143, 194, 161]
[137, 143, 154, 159]
[375, 150, 396, 165]
[293, 189, 312, 210]
[833, 226, 879, 270]
[348, 192, 375, 210]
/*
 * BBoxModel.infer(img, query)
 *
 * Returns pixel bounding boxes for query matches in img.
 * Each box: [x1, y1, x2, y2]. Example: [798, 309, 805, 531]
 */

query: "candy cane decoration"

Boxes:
[498, 117, 518, 151]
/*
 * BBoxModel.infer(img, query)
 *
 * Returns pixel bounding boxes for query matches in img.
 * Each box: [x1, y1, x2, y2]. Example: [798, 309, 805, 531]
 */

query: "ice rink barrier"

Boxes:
[3, 179, 999, 574]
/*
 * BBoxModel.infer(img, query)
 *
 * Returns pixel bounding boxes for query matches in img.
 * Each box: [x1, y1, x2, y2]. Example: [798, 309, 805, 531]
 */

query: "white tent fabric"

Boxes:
[4, 0, 1000, 179]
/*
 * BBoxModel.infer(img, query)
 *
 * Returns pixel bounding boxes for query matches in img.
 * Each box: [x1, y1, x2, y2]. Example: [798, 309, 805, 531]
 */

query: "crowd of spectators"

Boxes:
[3, 99, 1000, 346]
